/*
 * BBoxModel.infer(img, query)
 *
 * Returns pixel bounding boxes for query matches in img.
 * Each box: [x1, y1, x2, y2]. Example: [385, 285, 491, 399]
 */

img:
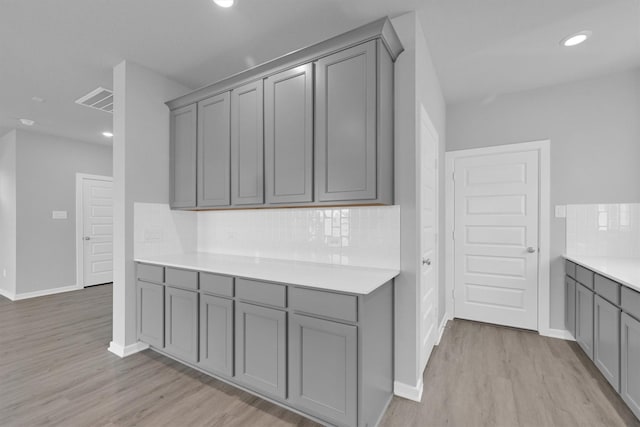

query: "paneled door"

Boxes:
[453, 150, 539, 330]
[82, 176, 113, 286]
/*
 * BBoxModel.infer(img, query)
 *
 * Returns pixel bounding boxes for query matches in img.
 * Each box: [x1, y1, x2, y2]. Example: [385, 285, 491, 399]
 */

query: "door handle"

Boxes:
[527, 247, 536, 253]
[84, 236, 91, 241]
[422, 258, 431, 266]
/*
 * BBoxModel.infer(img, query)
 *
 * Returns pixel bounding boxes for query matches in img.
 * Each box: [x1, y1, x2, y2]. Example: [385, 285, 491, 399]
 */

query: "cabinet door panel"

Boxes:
[576, 283, 594, 360]
[231, 80, 264, 205]
[565, 277, 576, 338]
[289, 314, 357, 427]
[265, 64, 313, 204]
[235, 302, 286, 398]
[315, 41, 377, 202]
[165, 287, 198, 363]
[137, 281, 164, 348]
[199, 294, 233, 377]
[170, 104, 197, 208]
[594, 295, 620, 391]
[198, 93, 231, 207]
[621, 312, 640, 420]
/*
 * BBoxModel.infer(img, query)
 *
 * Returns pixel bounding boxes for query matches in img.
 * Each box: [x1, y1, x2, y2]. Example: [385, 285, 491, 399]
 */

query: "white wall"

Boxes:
[447, 68, 640, 329]
[0, 130, 17, 299]
[392, 12, 447, 398]
[14, 130, 112, 295]
[111, 61, 189, 355]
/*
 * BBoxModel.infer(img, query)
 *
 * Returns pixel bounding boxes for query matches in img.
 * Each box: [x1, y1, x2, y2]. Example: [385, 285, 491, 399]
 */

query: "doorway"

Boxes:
[76, 173, 114, 288]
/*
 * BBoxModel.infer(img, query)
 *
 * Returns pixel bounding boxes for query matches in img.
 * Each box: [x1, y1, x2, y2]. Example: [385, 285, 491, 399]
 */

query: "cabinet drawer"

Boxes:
[576, 265, 594, 289]
[291, 287, 357, 323]
[236, 278, 286, 308]
[200, 273, 234, 297]
[566, 260, 577, 279]
[622, 287, 640, 321]
[595, 275, 620, 306]
[165, 267, 198, 290]
[137, 263, 164, 283]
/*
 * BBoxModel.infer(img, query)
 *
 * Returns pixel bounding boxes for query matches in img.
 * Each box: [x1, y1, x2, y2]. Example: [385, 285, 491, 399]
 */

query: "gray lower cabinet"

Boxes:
[264, 64, 313, 204]
[289, 314, 357, 427]
[231, 80, 264, 206]
[621, 312, 640, 419]
[170, 103, 197, 208]
[565, 277, 576, 337]
[593, 295, 620, 391]
[165, 287, 198, 364]
[575, 283, 594, 359]
[198, 92, 231, 207]
[137, 280, 164, 348]
[235, 302, 286, 399]
[198, 294, 233, 377]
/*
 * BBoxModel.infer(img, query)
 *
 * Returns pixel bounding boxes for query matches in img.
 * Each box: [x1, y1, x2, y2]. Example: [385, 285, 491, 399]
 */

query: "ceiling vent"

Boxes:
[75, 87, 113, 113]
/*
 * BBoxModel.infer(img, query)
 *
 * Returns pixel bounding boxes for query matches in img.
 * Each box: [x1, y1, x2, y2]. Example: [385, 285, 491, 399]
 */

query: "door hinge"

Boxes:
[452, 289, 455, 300]
[452, 230, 455, 240]
[452, 171, 455, 181]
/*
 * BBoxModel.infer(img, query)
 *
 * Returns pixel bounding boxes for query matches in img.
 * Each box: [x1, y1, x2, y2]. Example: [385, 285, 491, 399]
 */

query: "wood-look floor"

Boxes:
[0, 285, 638, 427]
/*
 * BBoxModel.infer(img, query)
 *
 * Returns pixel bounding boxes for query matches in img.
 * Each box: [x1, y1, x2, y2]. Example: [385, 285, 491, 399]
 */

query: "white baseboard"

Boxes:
[108, 341, 149, 358]
[0, 288, 16, 301]
[13, 285, 80, 301]
[436, 314, 450, 346]
[394, 377, 423, 402]
[539, 328, 574, 341]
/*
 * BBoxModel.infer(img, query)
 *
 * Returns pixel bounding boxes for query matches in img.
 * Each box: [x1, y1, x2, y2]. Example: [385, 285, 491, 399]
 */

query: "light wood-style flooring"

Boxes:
[0, 284, 638, 426]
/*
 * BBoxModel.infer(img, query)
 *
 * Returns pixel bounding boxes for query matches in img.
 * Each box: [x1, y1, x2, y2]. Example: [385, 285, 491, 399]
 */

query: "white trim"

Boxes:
[13, 285, 79, 301]
[108, 341, 149, 358]
[76, 173, 113, 289]
[394, 377, 424, 402]
[436, 314, 450, 346]
[540, 328, 575, 341]
[445, 140, 551, 333]
[0, 288, 16, 301]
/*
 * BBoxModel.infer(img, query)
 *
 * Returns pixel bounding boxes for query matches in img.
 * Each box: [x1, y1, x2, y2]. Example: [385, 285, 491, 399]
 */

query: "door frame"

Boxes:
[75, 173, 113, 289]
[444, 140, 551, 335]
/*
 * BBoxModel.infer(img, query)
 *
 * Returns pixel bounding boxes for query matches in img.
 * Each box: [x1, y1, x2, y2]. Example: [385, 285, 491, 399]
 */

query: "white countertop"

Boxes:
[134, 252, 399, 295]
[563, 255, 640, 293]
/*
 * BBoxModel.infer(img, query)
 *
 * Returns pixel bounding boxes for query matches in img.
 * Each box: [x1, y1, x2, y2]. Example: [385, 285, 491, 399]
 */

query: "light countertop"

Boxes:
[134, 252, 399, 295]
[563, 255, 640, 293]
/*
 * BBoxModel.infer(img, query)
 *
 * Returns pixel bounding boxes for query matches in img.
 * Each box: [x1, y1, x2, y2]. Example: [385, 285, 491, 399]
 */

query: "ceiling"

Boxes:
[1, 0, 638, 144]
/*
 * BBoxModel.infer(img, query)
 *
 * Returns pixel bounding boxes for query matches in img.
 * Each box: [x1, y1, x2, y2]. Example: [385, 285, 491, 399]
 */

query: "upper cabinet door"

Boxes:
[198, 93, 231, 207]
[315, 41, 377, 202]
[231, 80, 264, 205]
[170, 104, 197, 208]
[264, 64, 313, 204]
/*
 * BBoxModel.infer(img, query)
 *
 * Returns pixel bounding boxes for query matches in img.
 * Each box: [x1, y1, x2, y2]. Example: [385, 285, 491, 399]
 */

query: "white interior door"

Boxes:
[419, 106, 438, 372]
[453, 150, 539, 330]
[82, 178, 113, 286]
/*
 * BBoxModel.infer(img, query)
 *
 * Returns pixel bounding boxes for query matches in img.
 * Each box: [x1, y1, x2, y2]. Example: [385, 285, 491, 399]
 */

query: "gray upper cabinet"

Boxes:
[137, 280, 164, 348]
[170, 104, 197, 208]
[231, 80, 264, 205]
[621, 312, 640, 420]
[199, 294, 233, 377]
[165, 286, 198, 364]
[594, 295, 620, 391]
[575, 283, 594, 360]
[315, 41, 377, 202]
[264, 64, 313, 204]
[198, 92, 231, 207]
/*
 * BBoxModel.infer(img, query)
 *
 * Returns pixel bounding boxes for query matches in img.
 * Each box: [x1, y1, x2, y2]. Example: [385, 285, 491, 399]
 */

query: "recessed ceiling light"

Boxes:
[19, 118, 35, 126]
[561, 30, 592, 47]
[213, 0, 234, 7]
[102, 131, 114, 138]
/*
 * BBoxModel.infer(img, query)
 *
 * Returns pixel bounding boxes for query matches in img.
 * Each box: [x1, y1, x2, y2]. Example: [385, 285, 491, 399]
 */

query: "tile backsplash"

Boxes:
[566, 203, 640, 257]
[134, 203, 400, 270]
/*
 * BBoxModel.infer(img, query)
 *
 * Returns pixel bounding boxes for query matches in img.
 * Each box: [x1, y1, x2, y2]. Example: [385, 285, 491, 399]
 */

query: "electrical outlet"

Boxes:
[555, 205, 567, 218]
[52, 210, 68, 219]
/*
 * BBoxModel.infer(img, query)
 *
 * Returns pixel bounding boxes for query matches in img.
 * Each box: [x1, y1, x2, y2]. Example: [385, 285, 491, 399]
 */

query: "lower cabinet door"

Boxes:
[137, 280, 164, 348]
[593, 295, 620, 391]
[289, 314, 357, 427]
[235, 302, 286, 399]
[565, 277, 576, 337]
[199, 294, 233, 377]
[165, 287, 198, 364]
[576, 283, 594, 360]
[621, 313, 640, 420]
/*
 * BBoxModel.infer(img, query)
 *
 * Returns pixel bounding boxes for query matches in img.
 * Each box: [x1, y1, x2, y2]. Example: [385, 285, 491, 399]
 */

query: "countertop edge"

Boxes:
[563, 255, 640, 293]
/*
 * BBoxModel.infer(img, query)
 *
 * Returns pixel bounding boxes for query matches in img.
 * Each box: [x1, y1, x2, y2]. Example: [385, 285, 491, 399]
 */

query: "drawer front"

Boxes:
[236, 278, 286, 308]
[566, 260, 577, 279]
[595, 274, 620, 306]
[291, 287, 357, 323]
[137, 263, 164, 283]
[200, 272, 234, 297]
[165, 267, 198, 290]
[622, 286, 640, 321]
[576, 265, 594, 289]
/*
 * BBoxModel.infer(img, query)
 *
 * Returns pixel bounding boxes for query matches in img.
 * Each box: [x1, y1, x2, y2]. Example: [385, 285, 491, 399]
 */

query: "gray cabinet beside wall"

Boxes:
[621, 312, 640, 419]
[594, 295, 621, 391]
[575, 282, 594, 360]
[170, 104, 197, 208]
[565, 277, 576, 337]
[164, 286, 199, 364]
[136, 280, 164, 348]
